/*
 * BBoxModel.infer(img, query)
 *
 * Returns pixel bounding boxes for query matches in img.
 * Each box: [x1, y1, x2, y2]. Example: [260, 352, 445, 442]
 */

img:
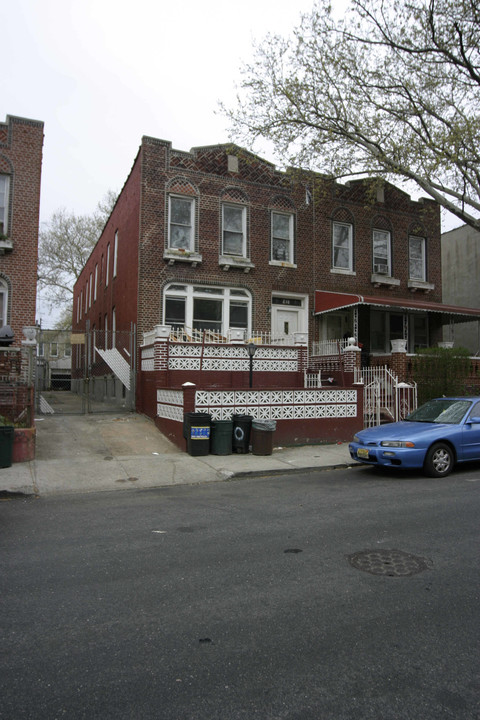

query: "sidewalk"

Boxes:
[0, 412, 354, 496]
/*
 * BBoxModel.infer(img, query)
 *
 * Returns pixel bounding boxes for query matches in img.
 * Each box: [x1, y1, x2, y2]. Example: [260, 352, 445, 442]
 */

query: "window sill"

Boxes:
[219, 255, 255, 273]
[408, 280, 434, 293]
[269, 260, 297, 269]
[164, 249, 202, 267]
[330, 267, 356, 276]
[370, 273, 400, 288]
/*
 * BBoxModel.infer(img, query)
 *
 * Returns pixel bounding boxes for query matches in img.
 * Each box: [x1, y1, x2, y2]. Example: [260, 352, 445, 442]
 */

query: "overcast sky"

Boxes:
[5, 0, 460, 324]
[5, 0, 320, 223]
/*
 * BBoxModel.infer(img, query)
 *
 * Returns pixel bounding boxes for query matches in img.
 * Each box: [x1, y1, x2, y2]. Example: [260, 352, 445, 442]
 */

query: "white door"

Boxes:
[273, 308, 299, 341]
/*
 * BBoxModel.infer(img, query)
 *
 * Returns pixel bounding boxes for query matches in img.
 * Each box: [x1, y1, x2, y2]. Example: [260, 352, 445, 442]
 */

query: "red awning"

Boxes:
[314, 290, 480, 319]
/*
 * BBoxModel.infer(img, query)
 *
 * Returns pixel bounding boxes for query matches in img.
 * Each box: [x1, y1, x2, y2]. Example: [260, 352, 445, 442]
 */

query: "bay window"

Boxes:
[164, 284, 251, 336]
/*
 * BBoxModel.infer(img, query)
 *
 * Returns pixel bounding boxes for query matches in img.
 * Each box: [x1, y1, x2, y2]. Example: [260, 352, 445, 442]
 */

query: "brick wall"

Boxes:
[72, 135, 443, 419]
[0, 115, 44, 341]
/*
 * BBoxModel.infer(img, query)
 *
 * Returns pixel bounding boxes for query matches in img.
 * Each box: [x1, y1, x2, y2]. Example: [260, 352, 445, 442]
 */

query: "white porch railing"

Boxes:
[311, 339, 349, 356]
[142, 326, 304, 347]
[354, 366, 417, 428]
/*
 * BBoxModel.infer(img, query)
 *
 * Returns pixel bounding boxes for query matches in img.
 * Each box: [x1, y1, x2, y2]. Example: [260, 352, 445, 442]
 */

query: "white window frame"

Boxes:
[113, 231, 118, 278]
[112, 307, 116, 349]
[50, 342, 58, 357]
[168, 195, 195, 251]
[163, 284, 252, 337]
[222, 204, 247, 257]
[0, 175, 10, 235]
[94, 264, 98, 302]
[409, 235, 426, 281]
[332, 221, 354, 272]
[271, 212, 295, 264]
[0, 278, 8, 328]
[372, 229, 392, 275]
[89, 273, 93, 308]
[106, 243, 110, 287]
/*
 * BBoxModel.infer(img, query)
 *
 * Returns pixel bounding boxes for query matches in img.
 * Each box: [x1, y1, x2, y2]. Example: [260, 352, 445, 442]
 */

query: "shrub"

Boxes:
[412, 347, 472, 404]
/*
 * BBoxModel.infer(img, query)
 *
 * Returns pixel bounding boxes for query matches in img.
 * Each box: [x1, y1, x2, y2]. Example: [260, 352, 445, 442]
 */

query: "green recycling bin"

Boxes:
[210, 419, 233, 455]
[0, 425, 14, 468]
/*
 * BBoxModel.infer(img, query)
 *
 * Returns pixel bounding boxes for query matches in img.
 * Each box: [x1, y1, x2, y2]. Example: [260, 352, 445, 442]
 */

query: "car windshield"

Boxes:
[406, 399, 472, 424]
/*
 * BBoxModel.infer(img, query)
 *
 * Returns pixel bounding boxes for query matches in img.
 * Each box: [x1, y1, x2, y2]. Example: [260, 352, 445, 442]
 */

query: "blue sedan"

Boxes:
[349, 397, 480, 477]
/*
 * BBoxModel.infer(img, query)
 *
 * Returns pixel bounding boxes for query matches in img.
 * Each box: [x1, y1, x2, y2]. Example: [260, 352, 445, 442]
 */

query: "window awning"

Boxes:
[314, 290, 480, 320]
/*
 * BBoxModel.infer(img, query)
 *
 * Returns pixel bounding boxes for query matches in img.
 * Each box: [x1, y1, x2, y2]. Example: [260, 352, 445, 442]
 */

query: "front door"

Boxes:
[273, 308, 299, 341]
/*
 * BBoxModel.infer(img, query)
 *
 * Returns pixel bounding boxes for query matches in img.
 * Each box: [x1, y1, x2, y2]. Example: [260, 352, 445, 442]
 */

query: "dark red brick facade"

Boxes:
[73, 137, 442, 350]
[0, 115, 44, 341]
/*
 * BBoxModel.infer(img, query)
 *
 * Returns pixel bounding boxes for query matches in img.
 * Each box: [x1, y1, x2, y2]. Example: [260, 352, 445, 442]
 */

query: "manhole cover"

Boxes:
[347, 549, 430, 577]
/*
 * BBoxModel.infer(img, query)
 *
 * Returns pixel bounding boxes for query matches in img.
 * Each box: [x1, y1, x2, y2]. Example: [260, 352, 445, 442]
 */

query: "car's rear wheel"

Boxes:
[424, 442, 454, 477]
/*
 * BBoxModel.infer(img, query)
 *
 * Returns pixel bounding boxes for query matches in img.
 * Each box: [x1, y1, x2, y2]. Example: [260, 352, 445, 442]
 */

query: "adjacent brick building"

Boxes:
[0, 114, 44, 342]
[72, 136, 480, 417]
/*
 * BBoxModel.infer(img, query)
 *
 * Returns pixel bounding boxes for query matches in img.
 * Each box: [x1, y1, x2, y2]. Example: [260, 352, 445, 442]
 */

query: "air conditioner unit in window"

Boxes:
[374, 263, 389, 275]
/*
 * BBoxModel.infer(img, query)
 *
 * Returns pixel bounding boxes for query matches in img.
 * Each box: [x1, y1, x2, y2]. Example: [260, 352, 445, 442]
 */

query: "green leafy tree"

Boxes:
[225, 0, 480, 229]
[37, 190, 117, 326]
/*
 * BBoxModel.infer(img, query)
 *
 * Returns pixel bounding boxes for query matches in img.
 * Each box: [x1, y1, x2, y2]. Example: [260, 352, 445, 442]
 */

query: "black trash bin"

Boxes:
[251, 419, 277, 456]
[210, 419, 233, 455]
[0, 425, 14, 468]
[232, 414, 252, 454]
[183, 412, 211, 456]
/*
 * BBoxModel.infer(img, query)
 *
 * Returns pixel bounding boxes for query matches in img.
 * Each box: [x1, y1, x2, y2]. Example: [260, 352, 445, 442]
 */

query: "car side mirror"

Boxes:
[466, 416, 480, 424]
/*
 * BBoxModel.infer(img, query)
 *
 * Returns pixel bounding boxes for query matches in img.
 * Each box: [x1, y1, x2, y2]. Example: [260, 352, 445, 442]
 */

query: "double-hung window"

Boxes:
[0, 175, 10, 235]
[113, 231, 118, 277]
[222, 204, 246, 257]
[332, 222, 353, 271]
[0, 279, 8, 327]
[372, 230, 391, 275]
[271, 212, 294, 263]
[409, 235, 426, 281]
[169, 196, 195, 251]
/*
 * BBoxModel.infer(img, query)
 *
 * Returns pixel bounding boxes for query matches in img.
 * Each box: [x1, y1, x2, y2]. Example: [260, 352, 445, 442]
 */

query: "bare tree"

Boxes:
[225, 0, 480, 229]
[37, 190, 117, 324]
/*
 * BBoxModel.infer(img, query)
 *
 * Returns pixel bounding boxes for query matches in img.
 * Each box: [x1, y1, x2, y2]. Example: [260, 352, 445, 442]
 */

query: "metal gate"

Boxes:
[355, 366, 417, 428]
[36, 327, 136, 415]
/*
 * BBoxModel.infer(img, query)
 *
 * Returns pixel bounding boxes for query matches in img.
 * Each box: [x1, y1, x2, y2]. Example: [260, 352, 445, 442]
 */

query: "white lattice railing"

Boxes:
[156, 387, 359, 423]
[142, 327, 304, 347]
[311, 339, 349, 356]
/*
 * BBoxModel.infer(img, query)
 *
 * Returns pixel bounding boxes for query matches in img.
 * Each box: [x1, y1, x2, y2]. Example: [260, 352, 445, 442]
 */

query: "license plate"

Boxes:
[357, 447, 370, 459]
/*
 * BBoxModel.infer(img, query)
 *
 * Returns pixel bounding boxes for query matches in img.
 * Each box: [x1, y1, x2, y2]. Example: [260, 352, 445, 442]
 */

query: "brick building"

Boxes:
[72, 136, 480, 424]
[0, 114, 44, 342]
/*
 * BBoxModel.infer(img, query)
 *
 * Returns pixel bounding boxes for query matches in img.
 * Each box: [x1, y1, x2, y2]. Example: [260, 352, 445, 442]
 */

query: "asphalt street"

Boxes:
[1, 464, 479, 719]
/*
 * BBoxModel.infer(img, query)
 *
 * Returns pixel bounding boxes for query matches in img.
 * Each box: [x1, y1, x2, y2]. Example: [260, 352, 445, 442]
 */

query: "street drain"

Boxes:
[347, 549, 430, 577]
